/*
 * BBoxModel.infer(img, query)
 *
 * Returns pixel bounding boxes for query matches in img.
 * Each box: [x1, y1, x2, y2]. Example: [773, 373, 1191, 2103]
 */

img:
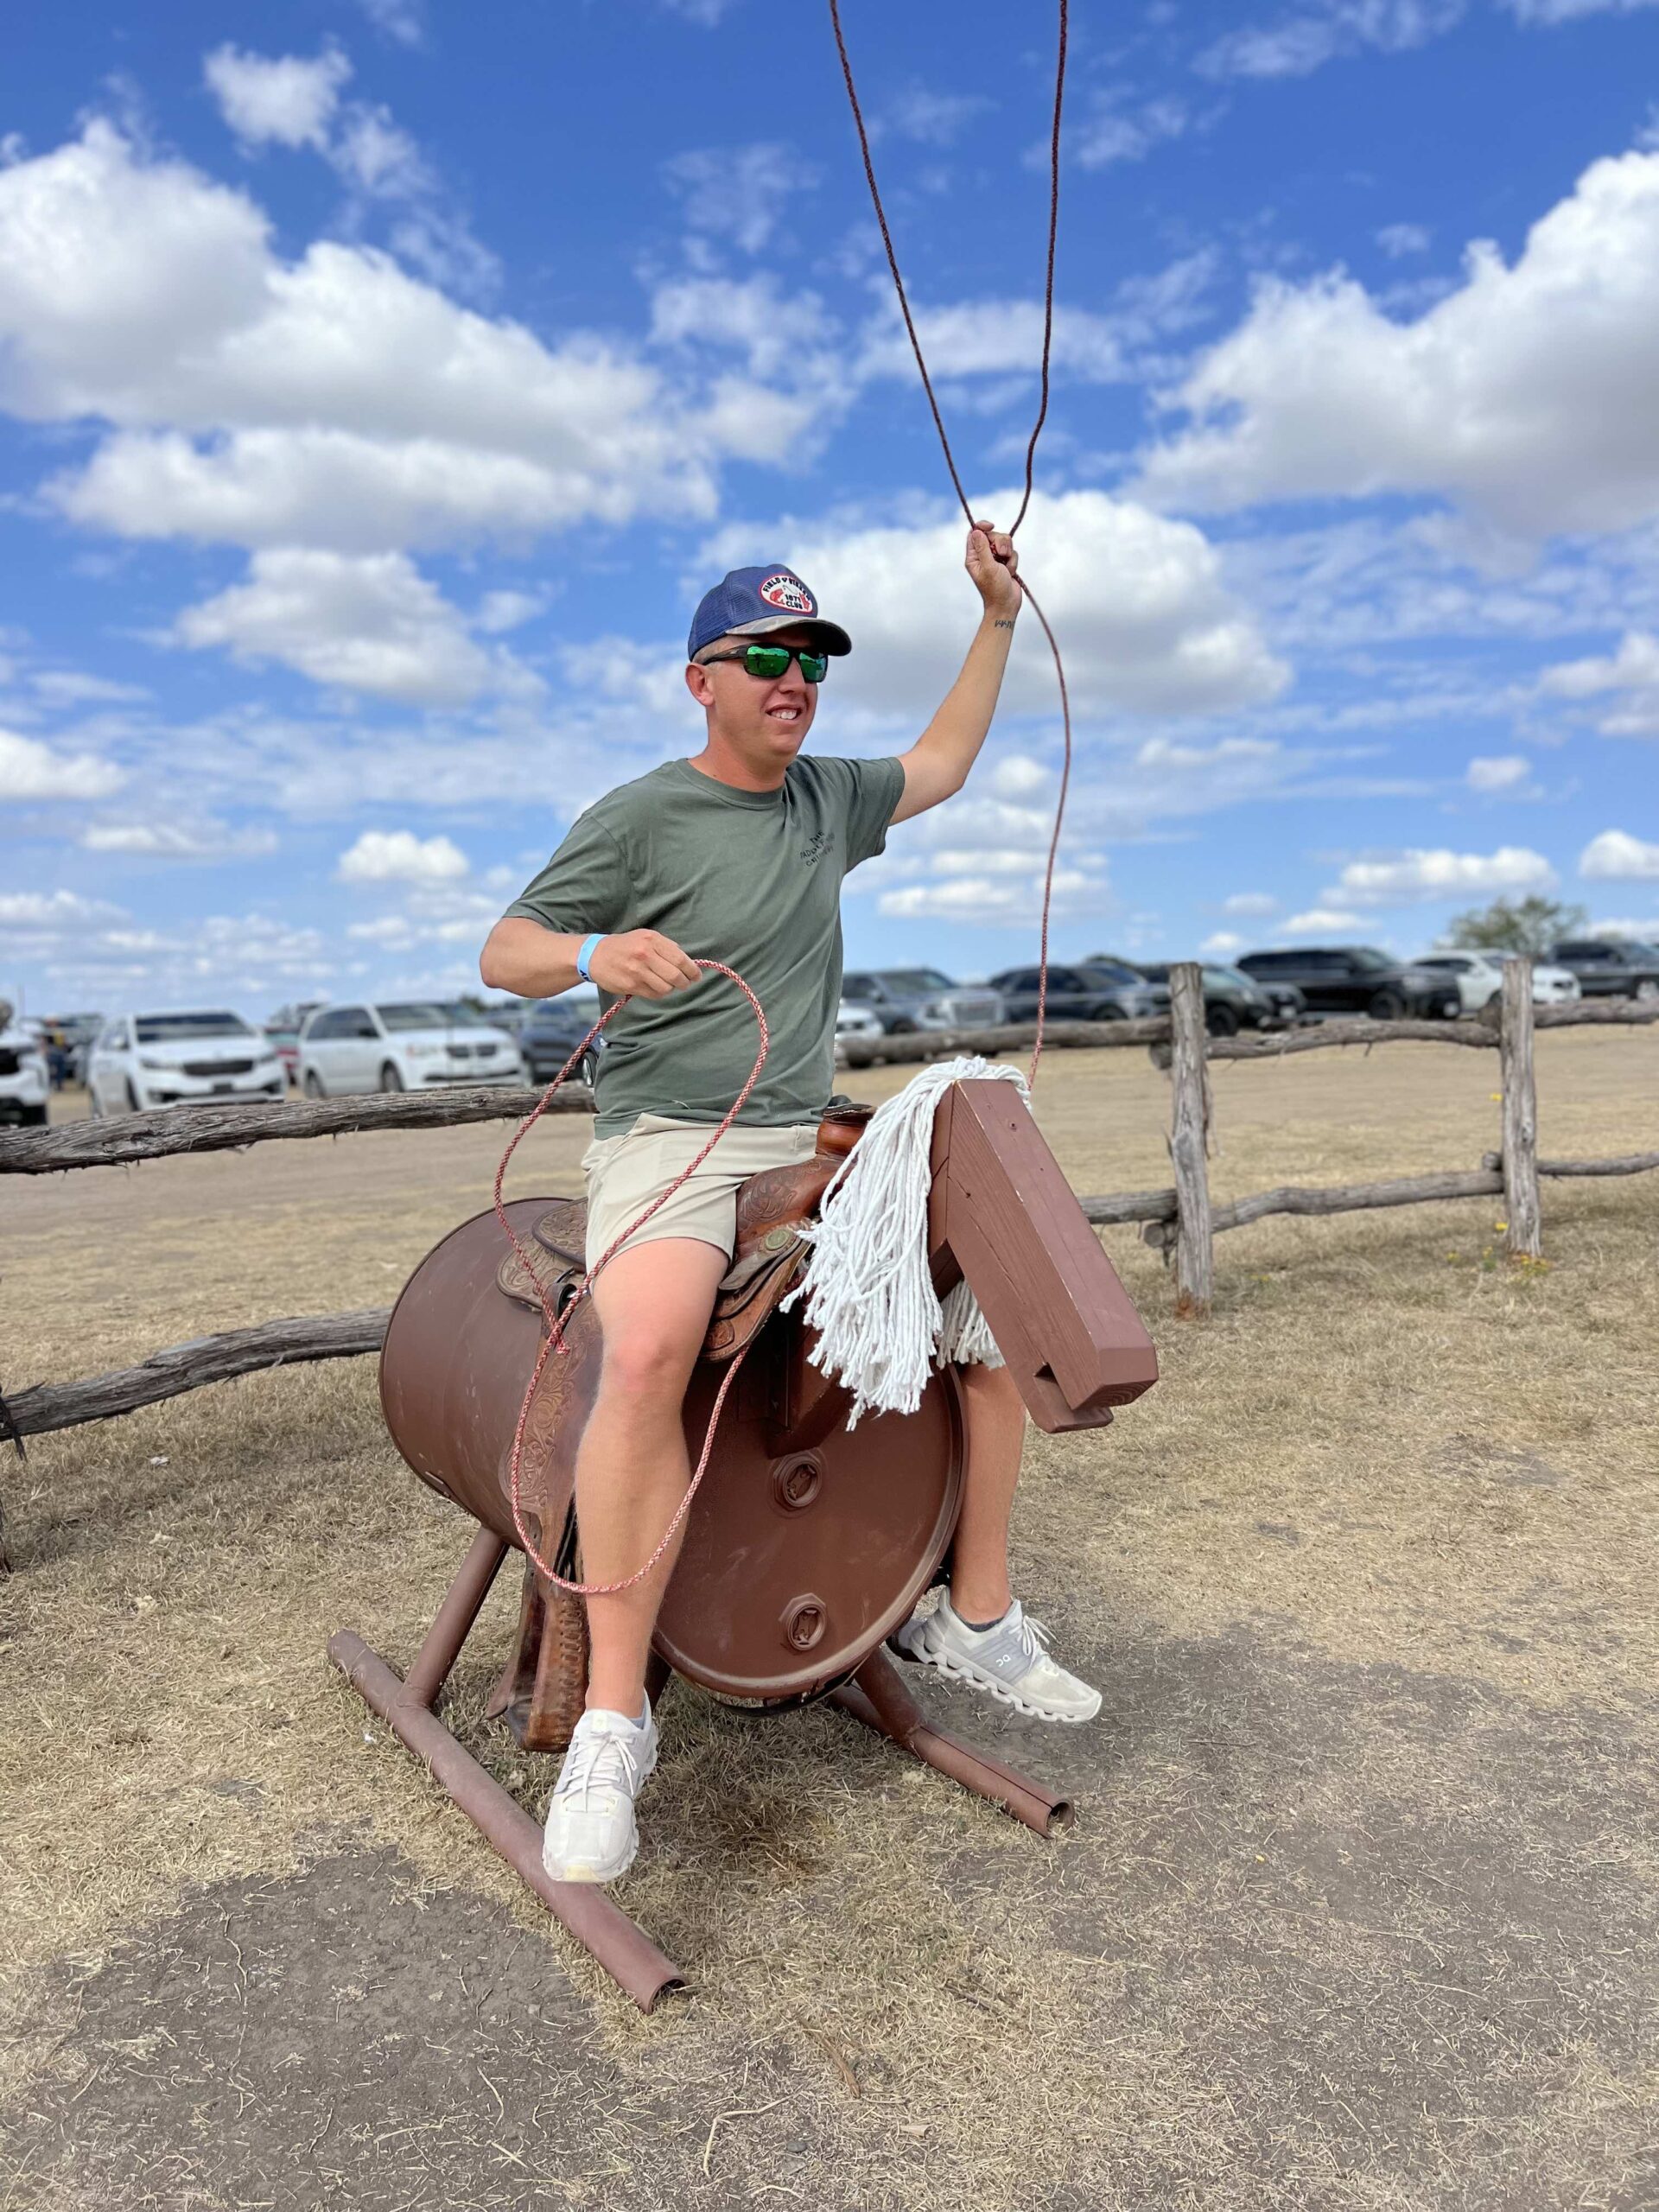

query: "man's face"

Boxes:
[686, 625, 822, 765]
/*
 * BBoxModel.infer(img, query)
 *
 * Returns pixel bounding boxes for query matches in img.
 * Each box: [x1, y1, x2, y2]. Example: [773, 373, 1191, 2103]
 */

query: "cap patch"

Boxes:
[759, 572, 816, 615]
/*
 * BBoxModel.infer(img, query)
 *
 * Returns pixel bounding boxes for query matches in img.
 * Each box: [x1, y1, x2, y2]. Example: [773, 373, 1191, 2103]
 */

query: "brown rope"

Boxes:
[828, 0, 1072, 1077]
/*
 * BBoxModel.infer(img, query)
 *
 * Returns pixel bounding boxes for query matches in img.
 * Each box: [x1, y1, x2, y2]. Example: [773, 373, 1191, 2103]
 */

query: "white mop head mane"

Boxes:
[784, 1055, 1027, 1427]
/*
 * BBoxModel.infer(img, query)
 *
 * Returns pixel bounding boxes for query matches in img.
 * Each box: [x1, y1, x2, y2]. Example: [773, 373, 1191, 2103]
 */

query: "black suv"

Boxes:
[1236, 946, 1462, 1020]
[520, 999, 605, 1084]
[1134, 962, 1287, 1038]
[1548, 938, 1659, 1001]
[988, 960, 1166, 1025]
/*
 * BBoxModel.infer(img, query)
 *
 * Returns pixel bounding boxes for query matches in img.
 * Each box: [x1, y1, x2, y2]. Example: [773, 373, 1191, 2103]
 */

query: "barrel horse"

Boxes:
[329, 1079, 1158, 2007]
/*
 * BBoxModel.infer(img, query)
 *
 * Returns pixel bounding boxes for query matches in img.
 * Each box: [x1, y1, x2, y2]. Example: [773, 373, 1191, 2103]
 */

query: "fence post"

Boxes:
[1500, 957, 1542, 1260]
[1167, 962, 1214, 1315]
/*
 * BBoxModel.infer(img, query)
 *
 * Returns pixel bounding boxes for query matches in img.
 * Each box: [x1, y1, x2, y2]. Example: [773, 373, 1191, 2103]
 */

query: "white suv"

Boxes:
[87, 1010, 287, 1116]
[1417, 950, 1582, 1013]
[299, 1000, 528, 1096]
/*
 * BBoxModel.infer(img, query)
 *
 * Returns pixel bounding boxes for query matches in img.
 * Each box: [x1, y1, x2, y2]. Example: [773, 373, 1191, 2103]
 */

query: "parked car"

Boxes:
[1548, 938, 1659, 1001]
[1415, 950, 1582, 1013]
[840, 969, 1006, 1033]
[834, 998, 887, 1065]
[1236, 946, 1463, 1020]
[87, 1009, 286, 1116]
[0, 1007, 50, 1126]
[989, 960, 1166, 1026]
[1133, 962, 1284, 1038]
[298, 1000, 529, 1096]
[519, 998, 605, 1086]
[264, 1000, 325, 1084]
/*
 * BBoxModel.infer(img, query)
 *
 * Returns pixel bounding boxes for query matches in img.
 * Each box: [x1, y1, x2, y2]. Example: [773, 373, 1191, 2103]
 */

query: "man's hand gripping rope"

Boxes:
[491, 958, 769, 1598]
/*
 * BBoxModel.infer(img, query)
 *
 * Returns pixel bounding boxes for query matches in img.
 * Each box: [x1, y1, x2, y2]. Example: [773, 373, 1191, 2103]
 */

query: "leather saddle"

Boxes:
[494, 1100, 874, 1362]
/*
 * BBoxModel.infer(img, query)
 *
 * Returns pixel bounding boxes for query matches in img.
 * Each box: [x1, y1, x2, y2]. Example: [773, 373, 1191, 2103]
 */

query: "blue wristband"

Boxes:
[575, 932, 605, 985]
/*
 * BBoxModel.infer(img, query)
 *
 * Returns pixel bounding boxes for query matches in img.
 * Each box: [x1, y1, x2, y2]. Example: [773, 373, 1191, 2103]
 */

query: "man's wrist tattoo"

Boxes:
[993, 617, 1018, 630]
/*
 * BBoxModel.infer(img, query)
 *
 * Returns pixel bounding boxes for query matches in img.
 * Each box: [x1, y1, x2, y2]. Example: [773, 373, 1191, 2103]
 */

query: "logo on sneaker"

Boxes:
[759, 572, 816, 615]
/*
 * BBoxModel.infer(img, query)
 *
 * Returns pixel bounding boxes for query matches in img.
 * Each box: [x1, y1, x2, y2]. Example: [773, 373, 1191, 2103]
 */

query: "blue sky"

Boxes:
[3, 0, 1659, 1015]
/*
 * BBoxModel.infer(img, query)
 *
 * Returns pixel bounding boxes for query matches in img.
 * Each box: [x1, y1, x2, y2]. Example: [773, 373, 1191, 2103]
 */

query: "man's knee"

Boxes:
[600, 1319, 703, 1402]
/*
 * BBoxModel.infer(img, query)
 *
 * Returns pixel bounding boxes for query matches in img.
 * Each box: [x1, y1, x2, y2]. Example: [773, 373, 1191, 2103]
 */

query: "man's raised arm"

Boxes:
[891, 520, 1022, 825]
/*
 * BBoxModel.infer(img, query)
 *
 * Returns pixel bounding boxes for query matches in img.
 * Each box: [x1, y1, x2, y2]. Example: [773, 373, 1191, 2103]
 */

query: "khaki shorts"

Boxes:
[581, 1111, 820, 1269]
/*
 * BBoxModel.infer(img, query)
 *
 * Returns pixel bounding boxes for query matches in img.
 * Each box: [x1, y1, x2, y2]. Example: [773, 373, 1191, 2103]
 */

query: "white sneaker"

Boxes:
[541, 1703, 658, 1884]
[890, 1593, 1102, 1724]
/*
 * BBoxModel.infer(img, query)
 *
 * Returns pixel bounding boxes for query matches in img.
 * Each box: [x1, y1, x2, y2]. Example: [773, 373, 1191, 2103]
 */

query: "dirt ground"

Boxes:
[3, 1030, 1657, 2211]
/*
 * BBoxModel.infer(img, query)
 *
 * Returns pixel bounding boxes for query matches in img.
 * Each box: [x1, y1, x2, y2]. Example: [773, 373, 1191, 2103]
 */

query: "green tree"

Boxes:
[1440, 895, 1587, 957]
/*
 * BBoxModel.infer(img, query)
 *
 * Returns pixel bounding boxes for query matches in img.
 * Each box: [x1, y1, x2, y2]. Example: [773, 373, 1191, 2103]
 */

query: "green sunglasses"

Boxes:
[699, 641, 830, 683]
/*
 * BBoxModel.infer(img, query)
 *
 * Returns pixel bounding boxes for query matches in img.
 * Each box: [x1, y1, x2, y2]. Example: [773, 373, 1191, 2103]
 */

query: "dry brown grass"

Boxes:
[3, 1028, 1657, 2209]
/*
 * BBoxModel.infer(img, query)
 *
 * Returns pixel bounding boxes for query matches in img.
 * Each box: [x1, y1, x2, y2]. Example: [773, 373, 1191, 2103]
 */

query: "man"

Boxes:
[480, 524, 1099, 1885]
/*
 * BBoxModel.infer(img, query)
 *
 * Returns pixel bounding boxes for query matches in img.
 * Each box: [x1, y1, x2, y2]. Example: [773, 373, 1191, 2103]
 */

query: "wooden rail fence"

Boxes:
[2, 969, 1656, 1469]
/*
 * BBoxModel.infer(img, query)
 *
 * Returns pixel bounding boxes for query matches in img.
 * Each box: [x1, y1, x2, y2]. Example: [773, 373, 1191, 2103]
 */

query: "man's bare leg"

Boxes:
[576, 1236, 728, 1716]
[892, 1358, 1102, 1722]
[948, 1358, 1025, 1624]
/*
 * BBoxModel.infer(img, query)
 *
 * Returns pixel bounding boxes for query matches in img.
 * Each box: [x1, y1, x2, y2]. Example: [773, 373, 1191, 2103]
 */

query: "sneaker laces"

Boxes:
[1011, 1608, 1055, 1672]
[556, 1721, 643, 1812]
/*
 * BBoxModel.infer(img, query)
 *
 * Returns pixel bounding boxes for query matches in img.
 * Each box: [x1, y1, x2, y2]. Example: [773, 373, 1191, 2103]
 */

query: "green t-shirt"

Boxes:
[505, 753, 906, 1136]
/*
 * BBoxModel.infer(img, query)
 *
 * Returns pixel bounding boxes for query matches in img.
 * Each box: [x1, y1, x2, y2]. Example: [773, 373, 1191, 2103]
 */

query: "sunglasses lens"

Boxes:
[745, 645, 791, 678]
[800, 653, 829, 683]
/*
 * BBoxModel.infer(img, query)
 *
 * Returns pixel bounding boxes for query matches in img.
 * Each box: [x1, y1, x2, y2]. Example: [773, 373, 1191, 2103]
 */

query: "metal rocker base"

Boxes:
[328, 1527, 1076, 2012]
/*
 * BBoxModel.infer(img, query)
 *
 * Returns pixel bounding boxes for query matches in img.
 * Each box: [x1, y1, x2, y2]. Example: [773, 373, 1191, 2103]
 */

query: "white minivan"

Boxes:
[87, 1009, 287, 1116]
[298, 1000, 528, 1096]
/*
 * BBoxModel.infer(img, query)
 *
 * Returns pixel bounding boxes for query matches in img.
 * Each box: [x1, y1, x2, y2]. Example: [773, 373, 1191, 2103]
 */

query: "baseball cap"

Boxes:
[687, 565, 852, 662]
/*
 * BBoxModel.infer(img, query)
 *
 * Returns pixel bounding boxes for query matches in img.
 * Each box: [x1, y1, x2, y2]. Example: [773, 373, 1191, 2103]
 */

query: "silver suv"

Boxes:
[841, 967, 1007, 1035]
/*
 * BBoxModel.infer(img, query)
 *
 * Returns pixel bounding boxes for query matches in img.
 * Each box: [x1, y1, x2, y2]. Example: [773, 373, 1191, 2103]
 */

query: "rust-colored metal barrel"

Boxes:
[379, 1198, 965, 1706]
[379, 1197, 569, 1548]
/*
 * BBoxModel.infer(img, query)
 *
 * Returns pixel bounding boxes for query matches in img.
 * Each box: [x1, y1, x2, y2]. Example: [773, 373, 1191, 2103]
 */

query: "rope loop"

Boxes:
[828, 0, 1071, 1081]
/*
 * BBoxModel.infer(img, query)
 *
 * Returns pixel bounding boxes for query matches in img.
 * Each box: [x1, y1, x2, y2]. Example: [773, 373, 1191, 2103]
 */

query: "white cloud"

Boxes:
[1538, 629, 1659, 734]
[1586, 912, 1659, 936]
[355, 0, 424, 42]
[855, 253, 1218, 388]
[878, 88, 992, 147]
[1505, 0, 1659, 20]
[1224, 891, 1278, 916]
[1465, 754, 1530, 791]
[1325, 846, 1557, 906]
[711, 488, 1287, 719]
[1280, 907, 1364, 934]
[1376, 221, 1432, 257]
[474, 589, 543, 634]
[1197, 0, 1464, 80]
[205, 46, 352, 150]
[1201, 930, 1247, 955]
[174, 550, 516, 705]
[1074, 94, 1193, 169]
[1579, 828, 1659, 879]
[0, 726, 125, 801]
[79, 819, 277, 858]
[1136, 150, 1659, 537]
[0, 889, 123, 929]
[988, 753, 1054, 798]
[876, 866, 1114, 925]
[337, 828, 470, 883]
[664, 143, 817, 256]
[0, 122, 733, 559]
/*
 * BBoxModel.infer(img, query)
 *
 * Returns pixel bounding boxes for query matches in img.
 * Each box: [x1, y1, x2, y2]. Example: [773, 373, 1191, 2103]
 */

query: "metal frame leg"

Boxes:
[328, 1528, 683, 2012]
[833, 1646, 1075, 1836]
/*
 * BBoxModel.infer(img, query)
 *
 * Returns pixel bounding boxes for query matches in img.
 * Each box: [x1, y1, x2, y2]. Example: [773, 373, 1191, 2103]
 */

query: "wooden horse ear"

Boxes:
[926, 1080, 1158, 1433]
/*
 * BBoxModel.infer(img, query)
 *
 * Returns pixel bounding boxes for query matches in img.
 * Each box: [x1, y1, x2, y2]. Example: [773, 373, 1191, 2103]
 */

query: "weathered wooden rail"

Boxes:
[2, 972, 1655, 1481]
